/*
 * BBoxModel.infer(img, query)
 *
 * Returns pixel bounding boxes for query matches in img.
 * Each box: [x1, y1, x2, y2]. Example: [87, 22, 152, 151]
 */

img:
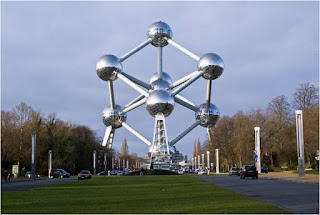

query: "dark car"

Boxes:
[240, 165, 258, 179]
[78, 170, 92, 180]
[25, 171, 40, 178]
[261, 166, 268, 173]
[229, 167, 240, 176]
[50, 169, 70, 178]
[97, 171, 108, 175]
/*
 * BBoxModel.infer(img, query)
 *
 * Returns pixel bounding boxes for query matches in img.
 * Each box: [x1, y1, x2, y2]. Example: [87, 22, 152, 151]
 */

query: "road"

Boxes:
[1, 178, 77, 192]
[198, 174, 319, 214]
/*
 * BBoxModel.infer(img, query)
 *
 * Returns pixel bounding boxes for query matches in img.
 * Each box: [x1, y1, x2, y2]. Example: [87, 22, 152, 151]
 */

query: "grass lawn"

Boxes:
[2, 175, 291, 214]
[292, 170, 319, 175]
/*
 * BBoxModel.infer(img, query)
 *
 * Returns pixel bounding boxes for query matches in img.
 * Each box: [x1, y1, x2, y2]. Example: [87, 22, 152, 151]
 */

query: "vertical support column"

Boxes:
[255, 127, 261, 174]
[104, 152, 107, 171]
[201, 154, 204, 169]
[123, 160, 125, 171]
[215, 149, 219, 174]
[31, 131, 36, 178]
[198, 155, 200, 169]
[48, 150, 52, 178]
[93, 150, 96, 175]
[295, 110, 305, 178]
[192, 158, 194, 171]
[194, 157, 197, 170]
[118, 158, 121, 170]
[126, 160, 129, 169]
[207, 151, 210, 175]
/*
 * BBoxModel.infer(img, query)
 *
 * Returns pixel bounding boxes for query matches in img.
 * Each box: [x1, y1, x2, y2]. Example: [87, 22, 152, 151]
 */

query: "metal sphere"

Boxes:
[102, 105, 127, 128]
[147, 21, 173, 47]
[195, 103, 220, 127]
[146, 90, 175, 117]
[96, 55, 122, 81]
[198, 53, 224, 80]
[149, 72, 173, 85]
[150, 79, 170, 90]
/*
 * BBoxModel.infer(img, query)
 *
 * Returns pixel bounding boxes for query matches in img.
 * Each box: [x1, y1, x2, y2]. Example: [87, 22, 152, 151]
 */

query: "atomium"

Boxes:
[96, 21, 225, 169]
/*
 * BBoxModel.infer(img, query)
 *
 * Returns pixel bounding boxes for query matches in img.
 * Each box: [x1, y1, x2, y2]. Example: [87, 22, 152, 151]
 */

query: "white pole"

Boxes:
[126, 160, 129, 169]
[104, 152, 107, 171]
[31, 131, 36, 178]
[215, 149, 219, 174]
[93, 150, 96, 175]
[198, 155, 200, 169]
[207, 151, 210, 174]
[255, 127, 261, 174]
[123, 160, 125, 171]
[295, 110, 305, 177]
[192, 158, 194, 171]
[201, 154, 204, 169]
[194, 157, 197, 170]
[48, 150, 52, 178]
[118, 158, 120, 170]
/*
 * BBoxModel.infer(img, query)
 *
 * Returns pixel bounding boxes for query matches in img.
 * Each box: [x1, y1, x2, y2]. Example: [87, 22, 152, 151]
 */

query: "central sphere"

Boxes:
[195, 103, 220, 127]
[146, 90, 175, 117]
[150, 79, 170, 90]
[147, 21, 173, 47]
[149, 72, 173, 85]
[102, 105, 127, 128]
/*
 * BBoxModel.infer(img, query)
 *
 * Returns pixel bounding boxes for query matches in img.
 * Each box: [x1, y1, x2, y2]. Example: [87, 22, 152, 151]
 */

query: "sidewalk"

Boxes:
[260, 171, 319, 183]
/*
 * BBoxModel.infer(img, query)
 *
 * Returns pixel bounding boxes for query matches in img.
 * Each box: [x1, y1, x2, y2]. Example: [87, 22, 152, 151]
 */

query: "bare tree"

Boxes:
[293, 82, 318, 109]
[121, 138, 129, 158]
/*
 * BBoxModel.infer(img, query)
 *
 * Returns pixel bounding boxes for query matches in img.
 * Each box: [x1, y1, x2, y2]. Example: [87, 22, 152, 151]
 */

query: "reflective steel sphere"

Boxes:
[147, 21, 173, 47]
[195, 103, 220, 127]
[150, 79, 170, 90]
[149, 72, 173, 85]
[96, 55, 122, 81]
[146, 90, 175, 117]
[198, 53, 224, 80]
[102, 105, 127, 128]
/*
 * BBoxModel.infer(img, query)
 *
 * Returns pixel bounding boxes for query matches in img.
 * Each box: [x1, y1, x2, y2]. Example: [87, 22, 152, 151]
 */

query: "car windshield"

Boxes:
[59, 169, 68, 174]
[232, 168, 239, 170]
[80, 171, 90, 174]
[245, 166, 256, 171]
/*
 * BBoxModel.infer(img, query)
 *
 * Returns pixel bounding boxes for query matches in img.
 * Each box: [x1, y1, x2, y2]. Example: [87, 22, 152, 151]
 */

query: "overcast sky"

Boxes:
[1, 1, 319, 158]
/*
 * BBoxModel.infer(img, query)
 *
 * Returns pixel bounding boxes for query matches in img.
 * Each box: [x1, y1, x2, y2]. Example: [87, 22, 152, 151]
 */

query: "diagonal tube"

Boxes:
[121, 122, 152, 146]
[102, 126, 115, 147]
[206, 80, 212, 109]
[125, 94, 145, 108]
[117, 73, 149, 97]
[108, 81, 115, 109]
[121, 97, 147, 114]
[169, 121, 200, 146]
[166, 38, 200, 61]
[119, 38, 152, 62]
[174, 97, 199, 112]
[171, 71, 204, 96]
[170, 71, 199, 89]
[121, 72, 151, 90]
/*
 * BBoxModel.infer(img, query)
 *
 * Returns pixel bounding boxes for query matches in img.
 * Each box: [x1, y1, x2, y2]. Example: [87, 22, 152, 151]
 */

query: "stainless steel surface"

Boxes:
[171, 71, 203, 96]
[119, 38, 151, 62]
[206, 80, 212, 109]
[96, 55, 122, 81]
[117, 73, 149, 97]
[175, 94, 198, 110]
[158, 46, 163, 79]
[121, 122, 152, 146]
[166, 38, 200, 61]
[198, 53, 224, 80]
[146, 90, 174, 117]
[124, 94, 145, 109]
[174, 96, 199, 112]
[195, 103, 220, 127]
[121, 72, 151, 90]
[149, 72, 172, 85]
[121, 97, 147, 114]
[102, 105, 127, 128]
[150, 79, 170, 90]
[169, 121, 200, 146]
[147, 21, 172, 47]
[169, 70, 199, 89]
[108, 81, 115, 109]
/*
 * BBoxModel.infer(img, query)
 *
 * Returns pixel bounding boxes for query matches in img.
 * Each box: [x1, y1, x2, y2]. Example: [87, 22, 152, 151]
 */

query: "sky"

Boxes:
[1, 1, 319, 158]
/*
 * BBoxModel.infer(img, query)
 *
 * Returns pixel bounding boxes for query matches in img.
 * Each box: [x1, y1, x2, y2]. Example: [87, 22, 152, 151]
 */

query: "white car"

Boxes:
[197, 169, 207, 175]
[178, 169, 184, 174]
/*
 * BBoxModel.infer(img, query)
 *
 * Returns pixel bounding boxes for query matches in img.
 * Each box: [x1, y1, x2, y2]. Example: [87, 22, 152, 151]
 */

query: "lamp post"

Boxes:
[207, 151, 210, 175]
[215, 149, 219, 174]
[31, 131, 36, 178]
[255, 127, 261, 173]
[295, 110, 305, 178]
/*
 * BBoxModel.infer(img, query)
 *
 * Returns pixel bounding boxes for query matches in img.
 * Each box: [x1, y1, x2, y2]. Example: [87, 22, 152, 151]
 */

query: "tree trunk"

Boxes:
[270, 151, 274, 169]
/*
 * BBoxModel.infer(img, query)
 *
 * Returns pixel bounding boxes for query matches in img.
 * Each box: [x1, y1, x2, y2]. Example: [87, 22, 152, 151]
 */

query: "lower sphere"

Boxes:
[146, 90, 175, 117]
[102, 105, 127, 128]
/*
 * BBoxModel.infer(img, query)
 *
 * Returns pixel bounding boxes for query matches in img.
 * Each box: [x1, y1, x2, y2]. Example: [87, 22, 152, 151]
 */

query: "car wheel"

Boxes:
[256, 175, 258, 179]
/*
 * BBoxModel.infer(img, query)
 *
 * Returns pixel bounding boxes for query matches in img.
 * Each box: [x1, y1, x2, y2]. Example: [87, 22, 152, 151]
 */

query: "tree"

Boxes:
[293, 82, 318, 110]
[121, 138, 129, 158]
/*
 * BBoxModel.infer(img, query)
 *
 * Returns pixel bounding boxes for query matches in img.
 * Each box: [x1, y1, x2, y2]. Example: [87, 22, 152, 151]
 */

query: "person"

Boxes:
[3, 170, 8, 182]
[7, 172, 11, 182]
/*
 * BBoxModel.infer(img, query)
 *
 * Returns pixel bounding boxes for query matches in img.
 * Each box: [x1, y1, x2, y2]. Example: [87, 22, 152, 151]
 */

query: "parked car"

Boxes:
[261, 166, 268, 173]
[78, 170, 92, 180]
[178, 169, 184, 174]
[50, 169, 70, 178]
[97, 171, 108, 175]
[197, 169, 207, 175]
[229, 167, 240, 176]
[25, 171, 40, 178]
[240, 165, 258, 179]
[116, 170, 123, 175]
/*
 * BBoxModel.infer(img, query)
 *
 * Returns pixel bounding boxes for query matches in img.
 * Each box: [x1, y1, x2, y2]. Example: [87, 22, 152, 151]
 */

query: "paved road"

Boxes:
[198, 175, 319, 214]
[1, 178, 77, 192]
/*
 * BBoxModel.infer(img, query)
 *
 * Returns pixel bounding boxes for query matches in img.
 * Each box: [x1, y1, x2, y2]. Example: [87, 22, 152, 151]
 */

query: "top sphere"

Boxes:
[147, 21, 173, 47]
[198, 53, 224, 80]
[96, 55, 122, 81]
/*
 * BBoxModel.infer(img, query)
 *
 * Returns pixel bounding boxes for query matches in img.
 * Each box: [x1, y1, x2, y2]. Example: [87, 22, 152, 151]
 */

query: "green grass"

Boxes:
[293, 169, 319, 175]
[2, 175, 291, 214]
